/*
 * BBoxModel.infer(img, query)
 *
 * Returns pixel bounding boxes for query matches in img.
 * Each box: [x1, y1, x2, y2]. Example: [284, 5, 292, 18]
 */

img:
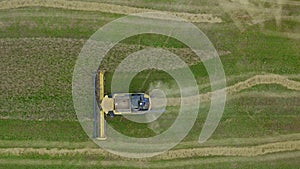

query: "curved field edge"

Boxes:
[148, 73, 300, 105]
[0, 0, 222, 23]
[199, 74, 300, 102]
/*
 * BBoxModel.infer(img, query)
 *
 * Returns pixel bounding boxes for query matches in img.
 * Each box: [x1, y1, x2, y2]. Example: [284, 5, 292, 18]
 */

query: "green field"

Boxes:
[0, 0, 300, 168]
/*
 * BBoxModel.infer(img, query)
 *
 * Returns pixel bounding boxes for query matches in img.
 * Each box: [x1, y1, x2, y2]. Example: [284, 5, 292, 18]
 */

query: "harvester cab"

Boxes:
[93, 71, 151, 140]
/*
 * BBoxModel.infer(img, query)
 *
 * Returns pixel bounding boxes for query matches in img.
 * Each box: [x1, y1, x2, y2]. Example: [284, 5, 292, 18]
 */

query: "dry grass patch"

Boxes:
[0, 0, 222, 23]
[0, 140, 299, 160]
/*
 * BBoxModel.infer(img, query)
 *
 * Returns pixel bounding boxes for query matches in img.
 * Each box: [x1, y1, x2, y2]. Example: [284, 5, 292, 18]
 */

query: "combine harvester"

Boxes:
[93, 71, 151, 140]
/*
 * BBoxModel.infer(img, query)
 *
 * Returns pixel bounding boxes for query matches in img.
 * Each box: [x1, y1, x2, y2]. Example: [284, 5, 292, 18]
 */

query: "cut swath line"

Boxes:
[140, 70, 152, 92]
[0, 151, 299, 167]
[0, 140, 299, 160]
[0, 0, 222, 23]
[166, 74, 300, 106]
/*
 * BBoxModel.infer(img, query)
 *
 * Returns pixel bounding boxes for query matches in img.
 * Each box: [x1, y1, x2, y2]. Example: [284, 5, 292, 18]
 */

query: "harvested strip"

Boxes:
[0, 151, 299, 167]
[0, 158, 99, 166]
[0, 147, 106, 156]
[264, 0, 300, 6]
[0, 140, 97, 149]
[102, 151, 300, 168]
[0, 140, 299, 160]
[0, 0, 222, 23]
[205, 74, 300, 102]
[156, 140, 300, 160]
[226, 74, 300, 94]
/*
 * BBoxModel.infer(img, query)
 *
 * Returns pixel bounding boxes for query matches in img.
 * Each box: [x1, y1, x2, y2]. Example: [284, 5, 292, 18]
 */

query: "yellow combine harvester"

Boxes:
[94, 71, 151, 140]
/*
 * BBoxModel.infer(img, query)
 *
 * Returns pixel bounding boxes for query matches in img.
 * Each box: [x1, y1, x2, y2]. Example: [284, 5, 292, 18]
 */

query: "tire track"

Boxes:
[166, 74, 300, 106]
[0, 0, 222, 23]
